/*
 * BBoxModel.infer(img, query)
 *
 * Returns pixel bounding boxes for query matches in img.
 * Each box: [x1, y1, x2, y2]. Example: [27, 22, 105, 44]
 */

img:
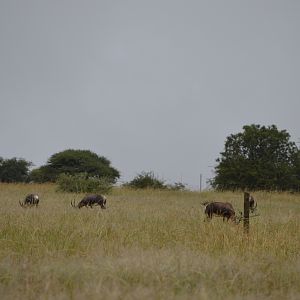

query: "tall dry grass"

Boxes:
[0, 184, 299, 299]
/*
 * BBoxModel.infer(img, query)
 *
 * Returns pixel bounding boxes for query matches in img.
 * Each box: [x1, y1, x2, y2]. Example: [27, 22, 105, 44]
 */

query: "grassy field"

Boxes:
[0, 184, 299, 300]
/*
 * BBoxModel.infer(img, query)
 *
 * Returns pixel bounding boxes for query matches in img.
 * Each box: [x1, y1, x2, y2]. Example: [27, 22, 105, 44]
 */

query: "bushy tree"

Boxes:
[0, 157, 32, 183]
[124, 172, 166, 189]
[212, 124, 299, 191]
[30, 149, 120, 183]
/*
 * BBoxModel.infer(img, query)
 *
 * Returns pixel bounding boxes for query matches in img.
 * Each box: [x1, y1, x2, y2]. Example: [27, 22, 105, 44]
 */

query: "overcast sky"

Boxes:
[0, 0, 299, 189]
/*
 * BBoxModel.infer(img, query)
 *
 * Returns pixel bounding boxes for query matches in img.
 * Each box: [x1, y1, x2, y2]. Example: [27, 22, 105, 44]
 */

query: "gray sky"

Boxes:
[1, 0, 299, 189]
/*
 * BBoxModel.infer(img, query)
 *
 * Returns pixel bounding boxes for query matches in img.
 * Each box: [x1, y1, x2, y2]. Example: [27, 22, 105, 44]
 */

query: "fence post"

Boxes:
[244, 192, 250, 234]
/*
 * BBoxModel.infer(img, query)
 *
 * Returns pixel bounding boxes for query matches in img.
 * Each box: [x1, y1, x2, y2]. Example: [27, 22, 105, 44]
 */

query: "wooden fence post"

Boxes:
[244, 192, 250, 234]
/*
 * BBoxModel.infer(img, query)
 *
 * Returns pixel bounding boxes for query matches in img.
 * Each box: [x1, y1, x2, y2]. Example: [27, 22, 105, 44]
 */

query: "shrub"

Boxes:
[56, 173, 113, 194]
[166, 182, 187, 191]
[124, 172, 166, 189]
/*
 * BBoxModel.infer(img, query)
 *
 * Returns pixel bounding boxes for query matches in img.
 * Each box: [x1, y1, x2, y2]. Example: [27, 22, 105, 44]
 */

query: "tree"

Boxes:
[30, 149, 120, 183]
[212, 124, 299, 191]
[0, 157, 32, 183]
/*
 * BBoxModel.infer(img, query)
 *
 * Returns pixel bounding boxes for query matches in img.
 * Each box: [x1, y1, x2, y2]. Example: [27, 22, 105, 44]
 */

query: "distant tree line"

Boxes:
[1, 125, 300, 192]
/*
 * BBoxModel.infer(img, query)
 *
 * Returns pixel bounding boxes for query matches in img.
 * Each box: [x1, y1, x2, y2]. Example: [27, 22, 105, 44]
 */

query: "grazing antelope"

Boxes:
[202, 201, 238, 223]
[19, 194, 39, 208]
[71, 194, 107, 209]
[249, 195, 257, 213]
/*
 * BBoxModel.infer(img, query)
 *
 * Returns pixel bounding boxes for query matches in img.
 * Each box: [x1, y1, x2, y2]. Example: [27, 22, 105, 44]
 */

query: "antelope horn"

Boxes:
[250, 201, 257, 213]
[235, 210, 243, 217]
[235, 211, 243, 224]
[71, 199, 79, 208]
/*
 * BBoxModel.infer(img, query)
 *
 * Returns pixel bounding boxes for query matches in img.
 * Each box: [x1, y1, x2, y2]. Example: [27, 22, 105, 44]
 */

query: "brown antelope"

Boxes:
[249, 195, 257, 213]
[71, 194, 107, 209]
[202, 201, 239, 223]
[19, 194, 39, 208]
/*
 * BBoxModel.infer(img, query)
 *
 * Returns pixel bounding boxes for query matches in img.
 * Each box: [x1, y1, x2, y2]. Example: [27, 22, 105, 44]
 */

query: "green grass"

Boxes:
[0, 184, 299, 299]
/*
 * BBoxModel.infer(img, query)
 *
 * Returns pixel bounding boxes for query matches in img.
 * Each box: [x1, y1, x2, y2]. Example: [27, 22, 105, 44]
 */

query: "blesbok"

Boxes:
[19, 194, 39, 208]
[71, 194, 107, 209]
[202, 201, 239, 223]
[249, 195, 257, 213]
